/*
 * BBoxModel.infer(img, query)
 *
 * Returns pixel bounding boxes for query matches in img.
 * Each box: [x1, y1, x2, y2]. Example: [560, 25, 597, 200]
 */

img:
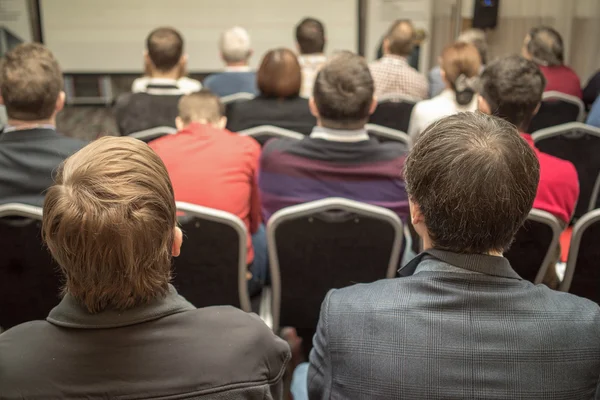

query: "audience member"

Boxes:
[0, 43, 86, 207]
[149, 90, 267, 293]
[203, 27, 258, 97]
[300, 112, 600, 399]
[259, 52, 409, 222]
[0, 136, 290, 398]
[226, 48, 316, 134]
[132, 27, 201, 94]
[583, 69, 600, 109]
[429, 29, 487, 97]
[115, 27, 195, 135]
[478, 55, 579, 224]
[522, 26, 582, 99]
[369, 20, 428, 100]
[408, 42, 480, 140]
[586, 95, 600, 128]
[295, 18, 327, 98]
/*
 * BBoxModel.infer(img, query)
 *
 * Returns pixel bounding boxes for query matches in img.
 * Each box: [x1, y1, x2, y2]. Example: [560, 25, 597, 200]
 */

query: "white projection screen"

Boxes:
[40, 0, 358, 73]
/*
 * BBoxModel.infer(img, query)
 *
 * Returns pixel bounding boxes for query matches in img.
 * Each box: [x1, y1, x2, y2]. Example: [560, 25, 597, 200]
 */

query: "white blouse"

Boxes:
[407, 89, 478, 141]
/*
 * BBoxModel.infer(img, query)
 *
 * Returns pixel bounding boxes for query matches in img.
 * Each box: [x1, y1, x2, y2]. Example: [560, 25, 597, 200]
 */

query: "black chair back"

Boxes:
[533, 123, 600, 219]
[562, 210, 600, 303]
[504, 209, 562, 283]
[369, 96, 416, 133]
[268, 198, 403, 356]
[172, 203, 250, 311]
[114, 92, 180, 135]
[239, 125, 304, 146]
[0, 204, 62, 330]
[528, 92, 584, 133]
[222, 93, 255, 121]
[129, 126, 177, 143]
[365, 123, 412, 147]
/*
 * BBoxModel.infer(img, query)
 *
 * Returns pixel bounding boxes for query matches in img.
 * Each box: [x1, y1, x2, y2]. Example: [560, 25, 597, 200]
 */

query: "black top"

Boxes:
[0, 128, 87, 207]
[226, 95, 316, 135]
[583, 70, 600, 109]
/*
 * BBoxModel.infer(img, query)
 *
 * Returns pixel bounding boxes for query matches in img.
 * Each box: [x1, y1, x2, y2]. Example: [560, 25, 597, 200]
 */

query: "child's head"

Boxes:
[176, 89, 226, 130]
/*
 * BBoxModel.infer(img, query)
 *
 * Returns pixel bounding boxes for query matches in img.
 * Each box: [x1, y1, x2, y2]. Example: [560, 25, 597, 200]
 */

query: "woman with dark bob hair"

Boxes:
[226, 48, 316, 134]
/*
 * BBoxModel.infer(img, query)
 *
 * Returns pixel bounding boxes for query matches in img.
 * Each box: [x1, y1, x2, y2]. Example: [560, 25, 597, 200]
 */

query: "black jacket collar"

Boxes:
[399, 248, 522, 280]
[47, 284, 195, 329]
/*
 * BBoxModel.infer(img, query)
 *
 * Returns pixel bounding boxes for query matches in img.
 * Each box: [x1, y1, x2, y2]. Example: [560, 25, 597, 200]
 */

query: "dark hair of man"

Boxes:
[479, 55, 546, 132]
[527, 26, 564, 67]
[313, 52, 374, 130]
[256, 48, 302, 98]
[146, 27, 184, 71]
[386, 20, 415, 57]
[295, 18, 325, 54]
[404, 112, 539, 254]
[0, 43, 63, 121]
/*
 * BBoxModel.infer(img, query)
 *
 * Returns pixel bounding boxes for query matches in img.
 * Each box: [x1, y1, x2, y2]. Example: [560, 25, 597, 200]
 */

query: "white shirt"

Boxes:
[131, 76, 202, 94]
[407, 89, 478, 140]
[298, 54, 327, 98]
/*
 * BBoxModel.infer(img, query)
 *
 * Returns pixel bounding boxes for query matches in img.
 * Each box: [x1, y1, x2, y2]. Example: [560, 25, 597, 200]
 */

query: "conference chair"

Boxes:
[560, 209, 600, 303]
[267, 198, 403, 355]
[528, 91, 585, 133]
[366, 123, 412, 147]
[172, 202, 251, 312]
[532, 122, 600, 220]
[222, 92, 255, 121]
[129, 126, 177, 143]
[369, 93, 417, 133]
[504, 209, 562, 284]
[589, 173, 600, 211]
[114, 92, 181, 136]
[0, 203, 62, 330]
[238, 125, 304, 146]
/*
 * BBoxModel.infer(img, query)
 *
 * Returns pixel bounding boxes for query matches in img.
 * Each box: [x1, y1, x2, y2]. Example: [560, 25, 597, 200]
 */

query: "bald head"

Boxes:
[385, 20, 415, 57]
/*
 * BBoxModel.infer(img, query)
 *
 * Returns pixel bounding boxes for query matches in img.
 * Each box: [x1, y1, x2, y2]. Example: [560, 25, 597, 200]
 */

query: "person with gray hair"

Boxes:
[428, 29, 487, 97]
[203, 26, 258, 97]
[522, 26, 582, 99]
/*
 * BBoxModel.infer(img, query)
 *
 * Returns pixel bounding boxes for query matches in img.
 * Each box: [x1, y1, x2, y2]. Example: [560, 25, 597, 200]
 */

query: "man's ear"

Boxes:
[532, 102, 541, 117]
[477, 95, 491, 115]
[175, 117, 185, 131]
[409, 200, 425, 227]
[172, 227, 183, 257]
[55, 91, 66, 114]
[216, 116, 227, 129]
[0, 92, 4, 106]
[383, 38, 390, 55]
[309, 97, 320, 118]
[368, 96, 378, 116]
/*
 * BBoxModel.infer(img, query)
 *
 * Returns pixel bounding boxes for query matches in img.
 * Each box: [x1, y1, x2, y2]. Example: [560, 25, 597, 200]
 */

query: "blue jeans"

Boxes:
[291, 362, 309, 400]
[248, 224, 269, 296]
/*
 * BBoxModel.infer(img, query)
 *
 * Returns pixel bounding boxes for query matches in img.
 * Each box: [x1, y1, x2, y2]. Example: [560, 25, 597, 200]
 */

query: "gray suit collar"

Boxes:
[47, 284, 195, 329]
[399, 248, 522, 280]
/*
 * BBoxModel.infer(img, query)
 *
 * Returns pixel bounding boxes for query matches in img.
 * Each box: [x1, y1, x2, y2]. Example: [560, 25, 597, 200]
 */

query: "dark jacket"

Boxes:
[226, 95, 316, 135]
[583, 70, 600, 109]
[0, 127, 86, 207]
[0, 285, 290, 399]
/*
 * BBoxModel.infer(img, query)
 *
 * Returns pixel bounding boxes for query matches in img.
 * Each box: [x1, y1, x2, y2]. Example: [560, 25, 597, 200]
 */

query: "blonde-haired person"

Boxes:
[408, 42, 481, 140]
[0, 136, 289, 398]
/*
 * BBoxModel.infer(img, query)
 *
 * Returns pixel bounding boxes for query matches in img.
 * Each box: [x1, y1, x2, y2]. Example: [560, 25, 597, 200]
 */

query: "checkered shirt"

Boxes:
[369, 55, 429, 100]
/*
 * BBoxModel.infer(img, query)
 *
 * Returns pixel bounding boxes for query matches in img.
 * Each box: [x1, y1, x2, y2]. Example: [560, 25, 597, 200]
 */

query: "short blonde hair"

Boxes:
[220, 26, 251, 63]
[42, 136, 176, 313]
[178, 89, 224, 125]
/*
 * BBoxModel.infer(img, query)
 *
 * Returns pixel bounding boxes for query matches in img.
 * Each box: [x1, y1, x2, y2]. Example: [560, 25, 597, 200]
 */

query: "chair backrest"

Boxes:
[528, 91, 585, 133]
[532, 122, 600, 219]
[589, 172, 600, 212]
[238, 125, 304, 146]
[221, 92, 256, 104]
[268, 198, 404, 339]
[365, 123, 412, 147]
[129, 126, 177, 143]
[114, 92, 181, 135]
[369, 94, 417, 133]
[172, 202, 250, 311]
[0, 203, 62, 330]
[561, 209, 600, 303]
[504, 209, 562, 284]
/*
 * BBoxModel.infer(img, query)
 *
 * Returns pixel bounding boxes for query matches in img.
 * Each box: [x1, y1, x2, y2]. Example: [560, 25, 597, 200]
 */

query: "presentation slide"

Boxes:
[40, 0, 358, 73]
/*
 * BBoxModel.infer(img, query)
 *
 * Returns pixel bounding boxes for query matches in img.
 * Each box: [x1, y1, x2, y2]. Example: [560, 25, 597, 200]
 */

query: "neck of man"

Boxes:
[226, 61, 248, 67]
[149, 68, 181, 80]
[421, 236, 503, 257]
[7, 117, 55, 129]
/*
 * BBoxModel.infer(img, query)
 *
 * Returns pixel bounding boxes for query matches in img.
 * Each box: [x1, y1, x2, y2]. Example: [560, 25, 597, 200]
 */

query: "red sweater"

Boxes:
[521, 133, 579, 223]
[150, 123, 261, 263]
[539, 65, 582, 99]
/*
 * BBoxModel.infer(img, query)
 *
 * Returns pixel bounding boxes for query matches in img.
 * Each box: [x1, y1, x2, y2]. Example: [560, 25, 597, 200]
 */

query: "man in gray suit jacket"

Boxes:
[302, 113, 600, 399]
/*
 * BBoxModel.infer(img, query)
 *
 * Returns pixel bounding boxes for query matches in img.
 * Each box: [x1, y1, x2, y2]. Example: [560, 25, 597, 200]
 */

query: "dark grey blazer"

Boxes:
[0, 285, 290, 399]
[308, 249, 600, 399]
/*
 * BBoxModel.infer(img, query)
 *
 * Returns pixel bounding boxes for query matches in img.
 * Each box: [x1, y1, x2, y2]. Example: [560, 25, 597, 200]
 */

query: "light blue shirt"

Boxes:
[587, 96, 600, 128]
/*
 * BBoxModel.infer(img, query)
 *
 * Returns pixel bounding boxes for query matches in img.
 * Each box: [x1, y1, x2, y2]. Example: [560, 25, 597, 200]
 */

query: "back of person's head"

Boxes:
[0, 43, 64, 121]
[176, 89, 226, 129]
[524, 26, 564, 67]
[457, 29, 488, 64]
[405, 112, 539, 254]
[295, 17, 326, 54]
[220, 26, 252, 64]
[43, 136, 180, 314]
[312, 51, 375, 130]
[257, 48, 302, 98]
[440, 42, 481, 105]
[478, 55, 546, 131]
[384, 20, 415, 57]
[146, 27, 184, 72]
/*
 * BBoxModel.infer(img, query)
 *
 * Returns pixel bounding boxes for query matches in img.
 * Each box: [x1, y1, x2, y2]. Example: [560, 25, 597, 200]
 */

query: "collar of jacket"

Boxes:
[398, 248, 522, 280]
[46, 284, 195, 329]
